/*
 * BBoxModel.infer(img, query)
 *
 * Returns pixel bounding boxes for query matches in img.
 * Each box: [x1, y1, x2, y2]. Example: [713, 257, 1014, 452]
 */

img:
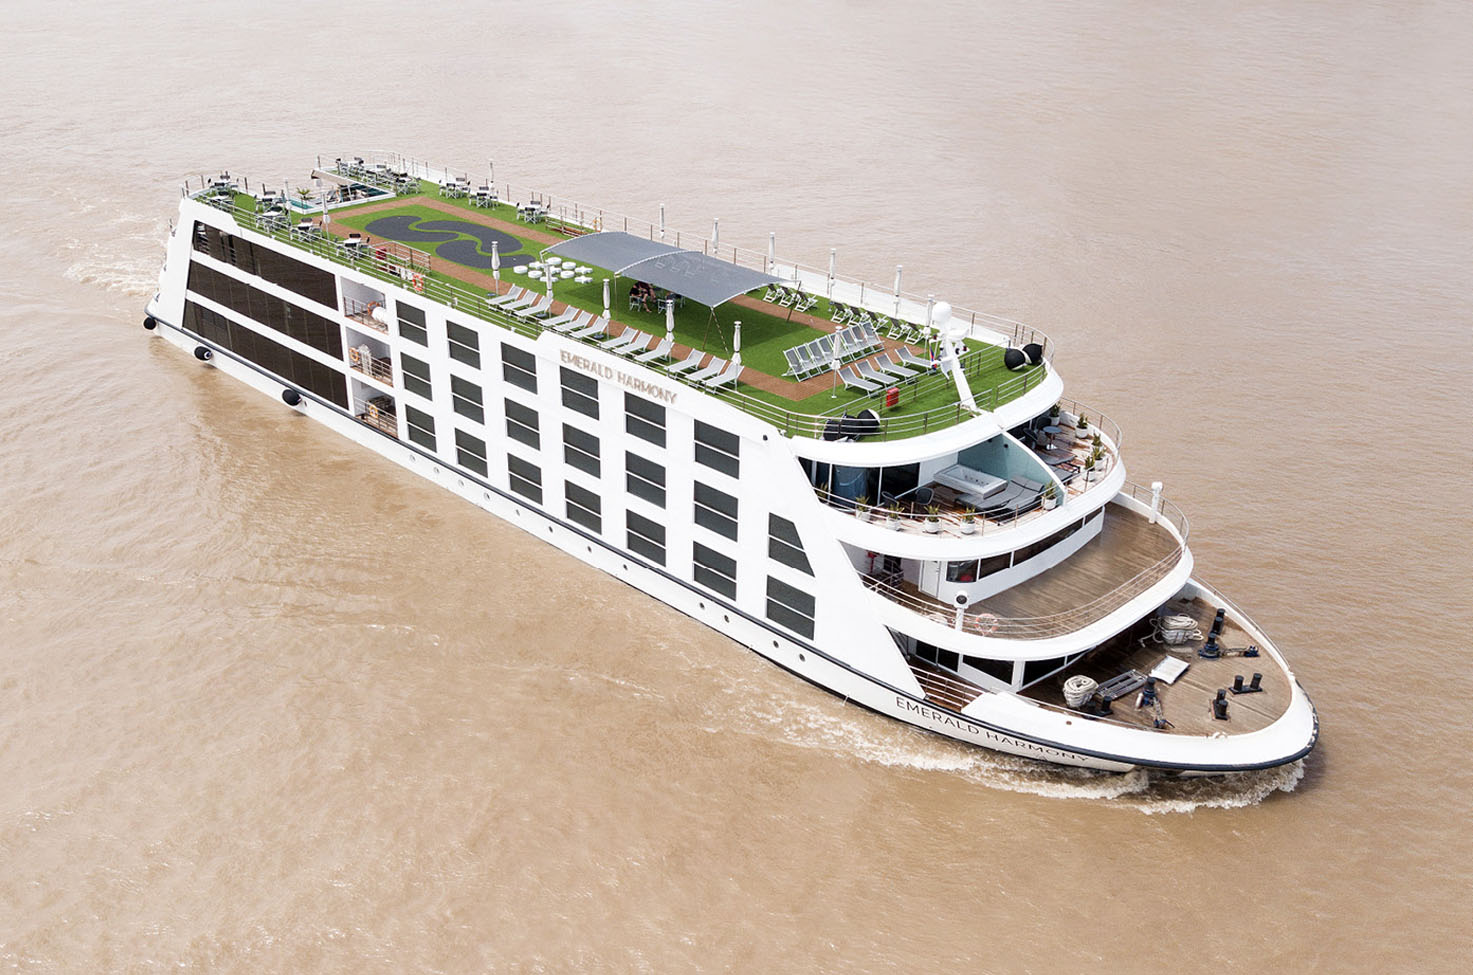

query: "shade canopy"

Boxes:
[543, 231, 780, 308]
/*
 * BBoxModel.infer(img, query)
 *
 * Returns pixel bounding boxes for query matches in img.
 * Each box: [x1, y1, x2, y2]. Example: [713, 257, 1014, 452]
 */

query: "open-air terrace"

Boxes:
[188, 156, 1052, 441]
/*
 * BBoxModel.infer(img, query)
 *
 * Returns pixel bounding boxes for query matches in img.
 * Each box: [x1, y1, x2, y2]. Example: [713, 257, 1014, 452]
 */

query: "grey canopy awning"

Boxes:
[543, 231, 781, 308]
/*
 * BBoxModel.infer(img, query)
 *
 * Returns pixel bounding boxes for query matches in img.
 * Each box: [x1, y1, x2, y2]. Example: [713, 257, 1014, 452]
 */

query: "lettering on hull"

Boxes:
[895, 696, 1086, 764]
[560, 350, 679, 404]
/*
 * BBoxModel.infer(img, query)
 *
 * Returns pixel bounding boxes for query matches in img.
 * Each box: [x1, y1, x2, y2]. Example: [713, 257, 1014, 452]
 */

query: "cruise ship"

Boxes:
[144, 151, 1318, 775]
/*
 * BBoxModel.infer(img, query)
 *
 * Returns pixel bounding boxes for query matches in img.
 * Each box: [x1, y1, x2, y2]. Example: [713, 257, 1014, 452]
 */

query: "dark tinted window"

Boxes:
[447, 320, 480, 369]
[456, 428, 488, 476]
[767, 514, 812, 575]
[451, 374, 484, 423]
[766, 576, 815, 638]
[502, 343, 538, 392]
[564, 481, 602, 533]
[626, 452, 665, 507]
[507, 454, 542, 504]
[505, 398, 540, 449]
[694, 420, 739, 477]
[560, 366, 599, 419]
[625, 392, 666, 447]
[400, 352, 432, 399]
[562, 424, 601, 477]
[693, 542, 737, 599]
[694, 482, 738, 540]
[404, 404, 436, 451]
[627, 511, 666, 565]
[182, 299, 347, 408]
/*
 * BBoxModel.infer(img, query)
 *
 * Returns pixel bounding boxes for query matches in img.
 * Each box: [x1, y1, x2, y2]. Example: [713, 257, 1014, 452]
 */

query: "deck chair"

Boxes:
[568, 317, 608, 339]
[487, 285, 527, 307]
[501, 292, 543, 315]
[618, 333, 655, 357]
[860, 323, 881, 349]
[873, 352, 918, 379]
[600, 329, 644, 351]
[763, 283, 780, 303]
[541, 307, 582, 330]
[830, 301, 851, 323]
[632, 335, 674, 363]
[794, 291, 817, 313]
[855, 360, 892, 387]
[896, 347, 933, 370]
[513, 297, 552, 318]
[783, 348, 805, 377]
[552, 310, 593, 333]
[666, 349, 706, 375]
[795, 346, 824, 378]
[702, 362, 744, 389]
[839, 365, 880, 392]
[687, 357, 728, 383]
[778, 287, 798, 307]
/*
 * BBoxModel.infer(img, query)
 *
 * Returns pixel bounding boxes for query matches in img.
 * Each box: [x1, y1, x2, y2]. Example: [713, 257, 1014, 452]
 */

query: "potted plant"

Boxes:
[1076, 414, 1089, 437]
[924, 504, 942, 534]
[1092, 431, 1103, 449]
[960, 506, 977, 535]
[1084, 455, 1097, 483]
[855, 494, 871, 522]
[1048, 403, 1061, 424]
[1041, 483, 1059, 511]
[886, 504, 902, 531]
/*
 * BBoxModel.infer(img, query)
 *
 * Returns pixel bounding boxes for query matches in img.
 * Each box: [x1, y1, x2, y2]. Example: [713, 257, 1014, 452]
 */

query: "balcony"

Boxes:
[864, 487, 1189, 641]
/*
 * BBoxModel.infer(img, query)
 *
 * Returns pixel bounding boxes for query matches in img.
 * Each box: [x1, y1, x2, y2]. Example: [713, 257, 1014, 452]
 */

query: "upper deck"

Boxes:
[180, 152, 1055, 443]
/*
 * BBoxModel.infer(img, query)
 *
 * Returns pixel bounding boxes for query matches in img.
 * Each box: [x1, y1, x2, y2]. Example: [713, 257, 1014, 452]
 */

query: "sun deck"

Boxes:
[186, 157, 1052, 441]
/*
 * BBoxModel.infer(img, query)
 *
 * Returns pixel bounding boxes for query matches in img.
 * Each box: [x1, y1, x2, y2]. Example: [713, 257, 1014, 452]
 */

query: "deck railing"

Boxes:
[326, 149, 1056, 357]
[864, 485, 1190, 640]
[193, 192, 1048, 441]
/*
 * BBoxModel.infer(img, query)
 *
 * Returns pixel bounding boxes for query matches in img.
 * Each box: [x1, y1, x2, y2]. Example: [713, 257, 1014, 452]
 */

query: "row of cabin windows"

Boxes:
[182, 300, 348, 408]
[944, 509, 1105, 583]
[911, 641, 1083, 689]
[493, 450, 815, 640]
[191, 222, 337, 308]
[187, 260, 342, 359]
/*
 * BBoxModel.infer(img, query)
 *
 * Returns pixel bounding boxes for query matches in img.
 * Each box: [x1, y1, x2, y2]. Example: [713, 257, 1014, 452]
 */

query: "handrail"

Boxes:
[862, 485, 1190, 640]
[191, 192, 1047, 441]
[1052, 397, 1123, 454]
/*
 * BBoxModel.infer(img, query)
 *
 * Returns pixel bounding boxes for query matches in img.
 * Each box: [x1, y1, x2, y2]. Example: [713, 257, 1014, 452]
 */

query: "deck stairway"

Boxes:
[907, 658, 987, 712]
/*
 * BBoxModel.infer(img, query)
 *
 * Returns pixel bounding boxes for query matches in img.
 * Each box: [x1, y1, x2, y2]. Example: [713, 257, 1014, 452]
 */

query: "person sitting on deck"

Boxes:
[629, 281, 654, 312]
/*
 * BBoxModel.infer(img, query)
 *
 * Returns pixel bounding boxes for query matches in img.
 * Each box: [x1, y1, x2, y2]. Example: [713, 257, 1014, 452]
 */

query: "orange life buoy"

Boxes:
[411, 272, 425, 294]
[972, 612, 1000, 637]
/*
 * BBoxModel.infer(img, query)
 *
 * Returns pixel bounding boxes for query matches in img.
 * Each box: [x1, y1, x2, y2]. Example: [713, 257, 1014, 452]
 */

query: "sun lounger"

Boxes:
[687, 357, 728, 383]
[872, 352, 917, 379]
[896, 347, 933, 370]
[600, 329, 645, 351]
[487, 285, 527, 307]
[617, 333, 655, 356]
[838, 365, 880, 392]
[541, 308, 582, 330]
[702, 362, 744, 389]
[666, 349, 706, 375]
[512, 297, 552, 318]
[501, 292, 543, 315]
[568, 317, 608, 339]
[632, 336, 674, 363]
[855, 360, 892, 387]
[552, 310, 593, 333]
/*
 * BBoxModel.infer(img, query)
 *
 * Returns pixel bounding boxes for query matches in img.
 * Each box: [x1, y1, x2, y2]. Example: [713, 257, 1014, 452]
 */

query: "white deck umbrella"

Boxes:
[893, 265, 903, 315]
[712, 218, 719, 253]
[491, 239, 501, 293]
[665, 297, 675, 338]
[768, 232, 776, 272]
[602, 277, 611, 322]
[827, 248, 836, 297]
[733, 320, 742, 368]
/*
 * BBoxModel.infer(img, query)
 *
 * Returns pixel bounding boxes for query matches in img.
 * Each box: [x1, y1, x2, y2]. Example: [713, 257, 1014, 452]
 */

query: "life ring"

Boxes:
[411, 272, 425, 294]
[972, 612, 1000, 636]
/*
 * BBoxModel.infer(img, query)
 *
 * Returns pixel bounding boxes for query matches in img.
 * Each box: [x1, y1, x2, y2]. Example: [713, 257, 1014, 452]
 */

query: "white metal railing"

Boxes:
[343, 295, 388, 333]
[864, 485, 1189, 640]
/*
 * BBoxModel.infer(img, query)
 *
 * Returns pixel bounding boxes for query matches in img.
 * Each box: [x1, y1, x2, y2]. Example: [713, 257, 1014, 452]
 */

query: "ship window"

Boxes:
[400, 352, 432, 399]
[253, 244, 335, 308]
[505, 398, 540, 449]
[694, 482, 738, 540]
[963, 655, 1015, 686]
[507, 453, 542, 504]
[565, 480, 602, 533]
[451, 375, 484, 424]
[562, 424, 601, 477]
[181, 300, 348, 409]
[625, 393, 666, 448]
[694, 420, 739, 478]
[404, 404, 436, 451]
[501, 343, 538, 393]
[693, 542, 737, 599]
[946, 560, 978, 583]
[767, 515, 812, 576]
[625, 452, 666, 508]
[455, 429, 488, 477]
[765, 577, 815, 639]
[397, 301, 428, 346]
[447, 320, 481, 369]
[1022, 656, 1068, 687]
[560, 366, 600, 419]
[627, 511, 666, 565]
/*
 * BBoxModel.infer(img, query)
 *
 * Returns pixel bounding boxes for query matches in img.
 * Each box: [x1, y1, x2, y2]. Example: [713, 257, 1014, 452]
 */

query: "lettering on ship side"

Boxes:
[560, 350, 679, 405]
[895, 696, 1077, 761]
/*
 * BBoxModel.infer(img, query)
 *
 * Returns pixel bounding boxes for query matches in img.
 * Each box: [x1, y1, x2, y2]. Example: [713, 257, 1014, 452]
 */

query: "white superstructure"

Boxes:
[144, 155, 1317, 775]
